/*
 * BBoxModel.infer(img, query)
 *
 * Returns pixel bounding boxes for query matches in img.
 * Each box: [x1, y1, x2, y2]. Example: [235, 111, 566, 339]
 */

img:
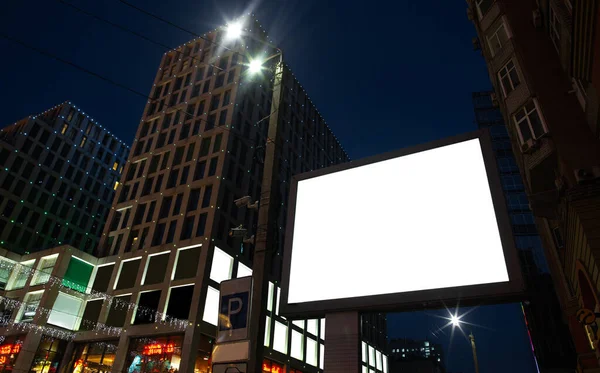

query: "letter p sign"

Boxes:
[219, 291, 249, 332]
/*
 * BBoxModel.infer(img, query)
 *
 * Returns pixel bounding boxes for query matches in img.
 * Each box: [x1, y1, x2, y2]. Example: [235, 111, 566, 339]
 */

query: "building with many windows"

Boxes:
[0, 17, 387, 373]
[473, 91, 576, 371]
[0, 102, 128, 257]
[387, 338, 444, 373]
[467, 0, 600, 370]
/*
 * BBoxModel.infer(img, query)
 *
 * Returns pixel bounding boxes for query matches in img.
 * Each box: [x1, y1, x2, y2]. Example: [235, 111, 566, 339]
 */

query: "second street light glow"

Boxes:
[451, 314, 461, 327]
[248, 59, 264, 74]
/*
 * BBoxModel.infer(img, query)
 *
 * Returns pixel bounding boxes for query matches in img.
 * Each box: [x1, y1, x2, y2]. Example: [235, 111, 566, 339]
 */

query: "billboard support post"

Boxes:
[323, 311, 361, 373]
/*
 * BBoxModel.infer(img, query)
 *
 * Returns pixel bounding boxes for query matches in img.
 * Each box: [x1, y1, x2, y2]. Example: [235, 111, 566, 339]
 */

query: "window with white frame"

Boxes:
[273, 321, 288, 354]
[369, 345, 376, 367]
[291, 330, 303, 360]
[18, 291, 44, 322]
[31, 255, 58, 285]
[487, 22, 509, 56]
[8, 260, 35, 290]
[306, 337, 318, 366]
[475, 0, 493, 18]
[264, 316, 272, 347]
[513, 100, 547, 143]
[209, 247, 233, 283]
[202, 286, 219, 325]
[307, 319, 318, 336]
[498, 60, 521, 96]
[549, 6, 561, 51]
[320, 344, 325, 369]
[236, 262, 252, 278]
[47, 292, 84, 330]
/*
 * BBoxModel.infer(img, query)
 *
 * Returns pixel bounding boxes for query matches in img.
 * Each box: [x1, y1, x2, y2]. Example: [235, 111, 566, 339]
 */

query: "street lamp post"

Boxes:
[223, 20, 285, 373]
[469, 332, 480, 373]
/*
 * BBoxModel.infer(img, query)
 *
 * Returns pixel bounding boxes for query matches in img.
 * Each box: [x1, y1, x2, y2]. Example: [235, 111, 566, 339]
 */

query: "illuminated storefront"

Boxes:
[0, 336, 24, 373]
[70, 341, 118, 373]
[30, 338, 68, 373]
[126, 335, 212, 373]
[262, 359, 284, 373]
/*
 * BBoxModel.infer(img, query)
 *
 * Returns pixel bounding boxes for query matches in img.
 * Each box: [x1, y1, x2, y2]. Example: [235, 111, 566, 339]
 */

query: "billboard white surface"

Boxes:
[286, 138, 510, 305]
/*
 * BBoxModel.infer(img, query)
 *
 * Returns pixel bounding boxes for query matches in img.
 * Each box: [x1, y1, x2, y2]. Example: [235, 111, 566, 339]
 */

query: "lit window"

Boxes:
[31, 254, 58, 285]
[61, 123, 69, 134]
[202, 286, 219, 325]
[264, 316, 271, 347]
[113, 162, 119, 171]
[113, 181, 119, 190]
[80, 136, 87, 147]
[376, 351, 382, 370]
[267, 282, 274, 312]
[47, 291, 83, 330]
[291, 330, 303, 360]
[320, 344, 325, 370]
[383, 355, 388, 373]
[273, 321, 288, 354]
[236, 262, 252, 278]
[306, 337, 318, 366]
[549, 6, 561, 51]
[8, 260, 35, 290]
[425, 341, 429, 346]
[369, 345, 375, 367]
[307, 319, 318, 336]
[18, 291, 44, 322]
[487, 22, 509, 56]
[320, 318, 325, 340]
[209, 247, 233, 283]
[513, 100, 547, 144]
[361, 342, 367, 363]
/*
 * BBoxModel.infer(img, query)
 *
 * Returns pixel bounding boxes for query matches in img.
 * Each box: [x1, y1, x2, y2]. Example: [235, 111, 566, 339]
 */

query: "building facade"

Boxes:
[0, 17, 387, 373]
[473, 91, 576, 371]
[0, 102, 128, 257]
[387, 338, 444, 373]
[467, 0, 600, 371]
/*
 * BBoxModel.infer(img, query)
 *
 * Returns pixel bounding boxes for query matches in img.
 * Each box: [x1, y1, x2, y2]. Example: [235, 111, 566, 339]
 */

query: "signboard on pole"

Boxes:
[217, 276, 252, 343]
[280, 130, 525, 318]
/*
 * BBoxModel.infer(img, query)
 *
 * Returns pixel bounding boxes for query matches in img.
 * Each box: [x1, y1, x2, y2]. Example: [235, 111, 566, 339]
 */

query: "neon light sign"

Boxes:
[0, 344, 21, 355]
[142, 343, 174, 356]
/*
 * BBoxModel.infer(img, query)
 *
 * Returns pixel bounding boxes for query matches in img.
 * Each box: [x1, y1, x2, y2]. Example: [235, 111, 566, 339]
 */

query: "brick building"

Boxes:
[0, 102, 128, 256]
[467, 0, 600, 370]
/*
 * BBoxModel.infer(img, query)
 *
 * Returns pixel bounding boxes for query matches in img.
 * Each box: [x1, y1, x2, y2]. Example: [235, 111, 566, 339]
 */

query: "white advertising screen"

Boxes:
[287, 138, 510, 305]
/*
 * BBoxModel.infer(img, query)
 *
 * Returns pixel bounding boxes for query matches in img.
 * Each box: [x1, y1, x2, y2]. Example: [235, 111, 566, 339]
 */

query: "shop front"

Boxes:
[262, 359, 306, 373]
[126, 335, 212, 373]
[70, 340, 118, 373]
[0, 336, 25, 373]
[30, 337, 68, 373]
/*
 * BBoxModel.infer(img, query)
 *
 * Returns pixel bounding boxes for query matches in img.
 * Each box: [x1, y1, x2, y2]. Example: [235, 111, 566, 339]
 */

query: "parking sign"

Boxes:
[217, 276, 252, 343]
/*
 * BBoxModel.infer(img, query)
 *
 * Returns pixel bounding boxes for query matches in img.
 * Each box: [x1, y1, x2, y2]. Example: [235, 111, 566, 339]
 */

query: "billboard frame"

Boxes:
[280, 129, 525, 319]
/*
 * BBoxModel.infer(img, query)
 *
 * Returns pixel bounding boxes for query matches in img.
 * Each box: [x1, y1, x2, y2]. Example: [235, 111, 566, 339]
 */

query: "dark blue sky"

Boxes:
[1, 0, 537, 372]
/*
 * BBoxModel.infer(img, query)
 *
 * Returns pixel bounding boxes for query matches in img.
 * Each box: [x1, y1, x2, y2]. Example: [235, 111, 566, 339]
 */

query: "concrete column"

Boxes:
[175, 244, 212, 373]
[109, 331, 131, 373]
[57, 341, 75, 373]
[323, 312, 361, 373]
[13, 332, 43, 373]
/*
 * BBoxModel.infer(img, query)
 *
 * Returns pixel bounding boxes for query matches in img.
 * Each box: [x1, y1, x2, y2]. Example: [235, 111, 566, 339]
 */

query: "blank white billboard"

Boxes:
[286, 138, 510, 305]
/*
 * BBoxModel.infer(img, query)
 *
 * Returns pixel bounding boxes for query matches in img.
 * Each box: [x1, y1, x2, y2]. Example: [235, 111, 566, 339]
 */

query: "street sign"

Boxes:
[218, 276, 252, 343]
[576, 308, 597, 325]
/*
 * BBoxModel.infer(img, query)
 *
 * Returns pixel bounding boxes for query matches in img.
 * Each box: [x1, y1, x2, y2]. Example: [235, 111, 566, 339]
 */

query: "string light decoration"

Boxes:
[0, 262, 190, 332]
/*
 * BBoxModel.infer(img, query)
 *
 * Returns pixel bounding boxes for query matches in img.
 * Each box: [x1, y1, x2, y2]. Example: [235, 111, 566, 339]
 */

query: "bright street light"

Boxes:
[225, 21, 243, 40]
[248, 58, 264, 74]
[450, 314, 461, 327]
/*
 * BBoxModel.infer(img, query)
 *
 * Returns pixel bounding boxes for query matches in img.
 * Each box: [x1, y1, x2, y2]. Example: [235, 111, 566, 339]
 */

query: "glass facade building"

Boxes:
[0, 102, 128, 255]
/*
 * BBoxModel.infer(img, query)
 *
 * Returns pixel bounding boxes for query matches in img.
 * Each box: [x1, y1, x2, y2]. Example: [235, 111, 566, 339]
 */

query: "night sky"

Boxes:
[2, 0, 538, 372]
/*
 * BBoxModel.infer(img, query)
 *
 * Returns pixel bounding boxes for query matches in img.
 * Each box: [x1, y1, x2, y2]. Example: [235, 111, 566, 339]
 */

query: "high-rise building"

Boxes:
[0, 17, 387, 373]
[387, 338, 444, 373]
[473, 91, 576, 371]
[467, 0, 600, 370]
[0, 102, 128, 256]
